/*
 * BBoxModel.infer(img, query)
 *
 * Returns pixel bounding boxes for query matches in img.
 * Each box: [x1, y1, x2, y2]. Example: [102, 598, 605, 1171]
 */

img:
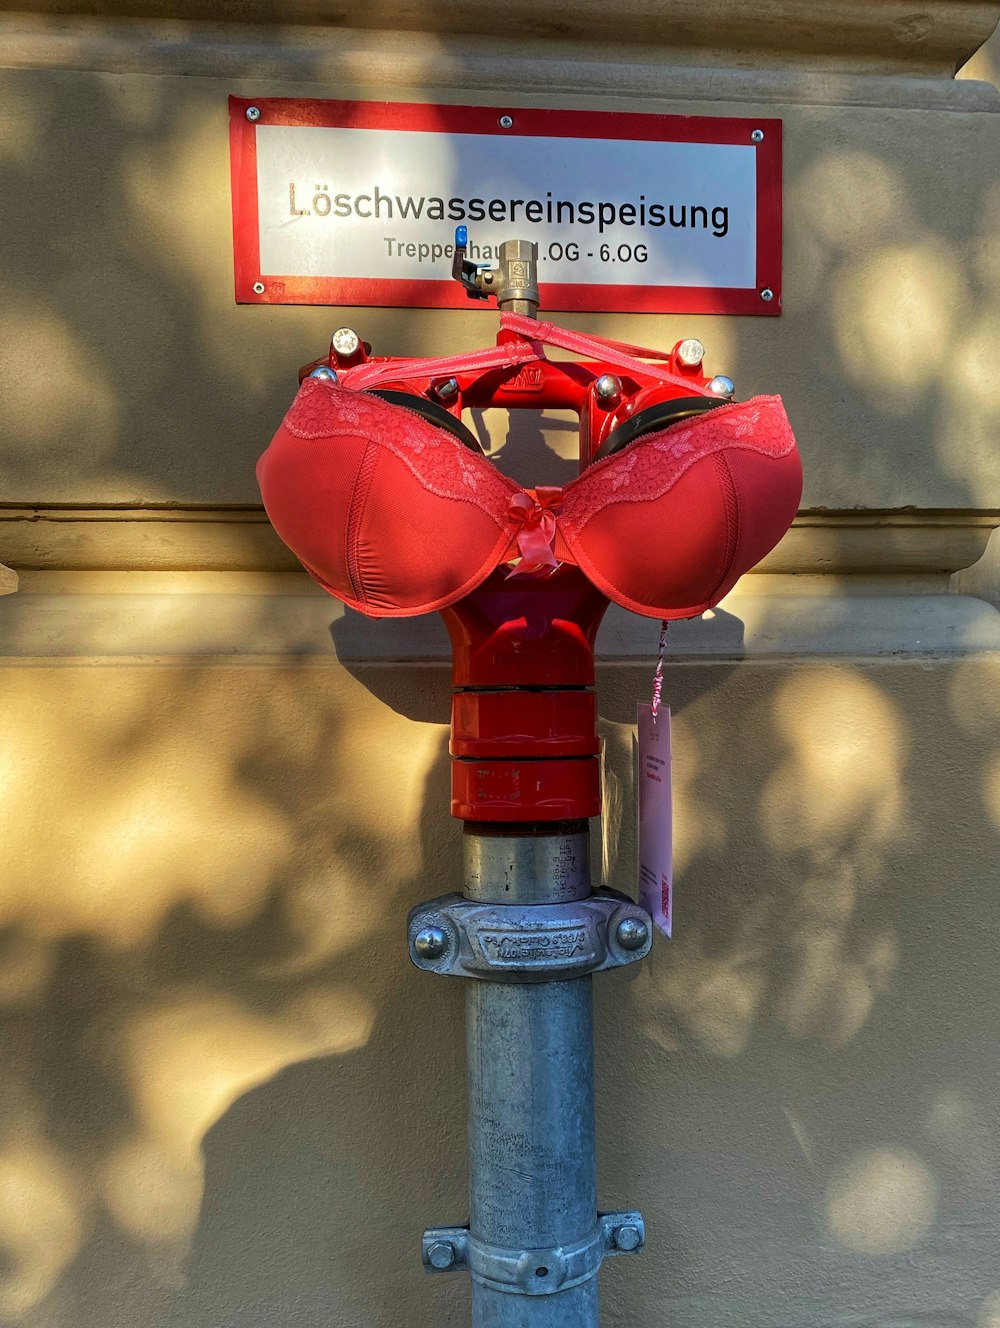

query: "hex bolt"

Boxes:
[414, 926, 448, 960]
[331, 326, 361, 357]
[246, 106, 261, 122]
[594, 374, 622, 406]
[751, 128, 764, 143]
[677, 338, 705, 367]
[427, 1241, 456, 1269]
[498, 115, 514, 129]
[760, 288, 775, 302]
[616, 917, 649, 951]
[614, 1225, 642, 1252]
[432, 377, 460, 404]
[252, 281, 265, 295]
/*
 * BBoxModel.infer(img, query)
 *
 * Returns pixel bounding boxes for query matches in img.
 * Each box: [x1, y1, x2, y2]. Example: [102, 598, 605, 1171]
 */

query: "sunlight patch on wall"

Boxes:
[778, 893, 898, 1046]
[261, 860, 384, 978]
[0, 668, 446, 955]
[74, 766, 293, 939]
[761, 668, 905, 856]
[0, 674, 295, 949]
[833, 240, 966, 402]
[924, 1086, 1000, 1187]
[978, 1290, 1000, 1328]
[824, 1146, 937, 1255]
[323, 697, 448, 856]
[102, 984, 375, 1275]
[670, 709, 729, 876]
[0, 1139, 84, 1316]
[791, 151, 908, 255]
[759, 669, 905, 1044]
[656, 934, 767, 1057]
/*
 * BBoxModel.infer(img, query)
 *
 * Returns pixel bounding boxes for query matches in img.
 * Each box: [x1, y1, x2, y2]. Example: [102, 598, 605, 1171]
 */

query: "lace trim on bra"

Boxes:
[285, 378, 519, 522]
[559, 395, 796, 534]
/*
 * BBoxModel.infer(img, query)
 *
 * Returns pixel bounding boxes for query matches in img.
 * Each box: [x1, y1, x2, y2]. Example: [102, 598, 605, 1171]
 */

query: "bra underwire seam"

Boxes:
[708, 451, 741, 601]
[345, 440, 379, 606]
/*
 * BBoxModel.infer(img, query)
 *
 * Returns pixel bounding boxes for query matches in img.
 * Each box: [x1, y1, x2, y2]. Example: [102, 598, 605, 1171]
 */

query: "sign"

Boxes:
[637, 702, 673, 938]
[229, 97, 781, 315]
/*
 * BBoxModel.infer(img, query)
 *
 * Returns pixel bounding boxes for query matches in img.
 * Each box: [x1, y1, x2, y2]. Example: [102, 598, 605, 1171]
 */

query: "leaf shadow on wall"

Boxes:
[148, 656, 1000, 1328]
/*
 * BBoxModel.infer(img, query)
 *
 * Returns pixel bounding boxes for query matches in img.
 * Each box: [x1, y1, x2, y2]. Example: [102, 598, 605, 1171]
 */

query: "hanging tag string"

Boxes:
[651, 621, 669, 723]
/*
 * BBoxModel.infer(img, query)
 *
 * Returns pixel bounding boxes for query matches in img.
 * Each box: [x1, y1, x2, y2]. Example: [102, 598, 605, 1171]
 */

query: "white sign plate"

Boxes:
[230, 98, 782, 314]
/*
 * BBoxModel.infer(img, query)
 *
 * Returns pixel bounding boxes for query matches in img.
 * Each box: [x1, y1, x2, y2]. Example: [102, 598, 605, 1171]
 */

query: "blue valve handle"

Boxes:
[452, 225, 491, 301]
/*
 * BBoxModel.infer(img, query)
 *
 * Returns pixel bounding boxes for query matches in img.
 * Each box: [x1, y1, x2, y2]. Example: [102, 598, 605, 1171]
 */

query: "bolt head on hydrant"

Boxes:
[616, 918, 649, 951]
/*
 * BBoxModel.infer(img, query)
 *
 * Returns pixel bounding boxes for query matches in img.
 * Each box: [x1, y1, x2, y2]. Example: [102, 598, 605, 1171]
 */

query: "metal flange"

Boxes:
[407, 889, 652, 983]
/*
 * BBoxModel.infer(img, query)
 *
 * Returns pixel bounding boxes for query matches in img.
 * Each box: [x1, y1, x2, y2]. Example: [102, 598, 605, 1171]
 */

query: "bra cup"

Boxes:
[713, 443, 803, 600]
[257, 381, 521, 618]
[558, 397, 803, 619]
[258, 376, 801, 622]
[354, 447, 518, 615]
[560, 460, 734, 619]
[256, 426, 367, 602]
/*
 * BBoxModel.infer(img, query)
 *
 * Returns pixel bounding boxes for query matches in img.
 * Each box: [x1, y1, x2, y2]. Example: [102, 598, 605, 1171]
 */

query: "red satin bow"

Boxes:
[507, 487, 562, 578]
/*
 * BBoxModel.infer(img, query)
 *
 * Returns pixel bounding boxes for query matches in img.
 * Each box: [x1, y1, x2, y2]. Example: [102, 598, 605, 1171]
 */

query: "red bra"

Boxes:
[257, 315, 802, 620]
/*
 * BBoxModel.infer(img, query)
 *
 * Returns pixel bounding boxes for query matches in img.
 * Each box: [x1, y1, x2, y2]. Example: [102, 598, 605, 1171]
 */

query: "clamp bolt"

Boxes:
[427, 1241, 456, 1269]
[616, 918, 649, 951]
[414, 926, 448, 960]
[614, 1225, 642, 1252]
[246, 106, 261, 122]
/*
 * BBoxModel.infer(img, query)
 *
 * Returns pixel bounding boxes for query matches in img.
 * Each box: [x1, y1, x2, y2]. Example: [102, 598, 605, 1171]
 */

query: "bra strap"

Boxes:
[340, 312, 716, 400]
[340, 338, 541, 390]
[499, 312, 717, 399]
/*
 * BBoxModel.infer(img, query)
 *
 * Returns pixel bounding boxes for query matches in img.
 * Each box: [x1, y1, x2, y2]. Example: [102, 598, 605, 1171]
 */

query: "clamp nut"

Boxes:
[614, 1225, 642, 1252]
[427, 1241, 457, 1270]
[413, 926, 448, 960]
[616, 917, 650, 951]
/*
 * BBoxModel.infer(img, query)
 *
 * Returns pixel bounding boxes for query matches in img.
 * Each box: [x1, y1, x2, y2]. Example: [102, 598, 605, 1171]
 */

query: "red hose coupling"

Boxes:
[441, 566, 608, 823]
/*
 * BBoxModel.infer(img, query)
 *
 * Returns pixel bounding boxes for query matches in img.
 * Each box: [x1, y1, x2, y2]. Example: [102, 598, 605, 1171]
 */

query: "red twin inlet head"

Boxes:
[257, 315, 802, 822]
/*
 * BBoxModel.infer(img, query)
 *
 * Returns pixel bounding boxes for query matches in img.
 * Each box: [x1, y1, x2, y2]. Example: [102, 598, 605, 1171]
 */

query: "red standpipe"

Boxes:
[302, 317, 713, 823]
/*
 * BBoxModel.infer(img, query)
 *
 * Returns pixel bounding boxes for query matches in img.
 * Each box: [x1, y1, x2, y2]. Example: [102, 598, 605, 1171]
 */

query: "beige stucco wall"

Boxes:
[1, 5, 999, 1326]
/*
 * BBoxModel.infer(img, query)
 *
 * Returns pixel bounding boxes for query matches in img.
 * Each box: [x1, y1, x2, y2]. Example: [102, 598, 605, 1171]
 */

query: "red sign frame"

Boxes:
[229, 96, 782, 315]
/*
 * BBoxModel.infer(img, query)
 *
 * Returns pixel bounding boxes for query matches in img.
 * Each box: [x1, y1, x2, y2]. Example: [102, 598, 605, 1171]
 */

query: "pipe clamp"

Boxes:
[408, 890, 652, 982]
[422, 1212, 644, 1295]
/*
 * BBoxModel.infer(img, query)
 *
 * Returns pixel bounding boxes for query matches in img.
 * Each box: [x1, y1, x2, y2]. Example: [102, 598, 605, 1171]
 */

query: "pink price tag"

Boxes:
[637, 702, 672, 938]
